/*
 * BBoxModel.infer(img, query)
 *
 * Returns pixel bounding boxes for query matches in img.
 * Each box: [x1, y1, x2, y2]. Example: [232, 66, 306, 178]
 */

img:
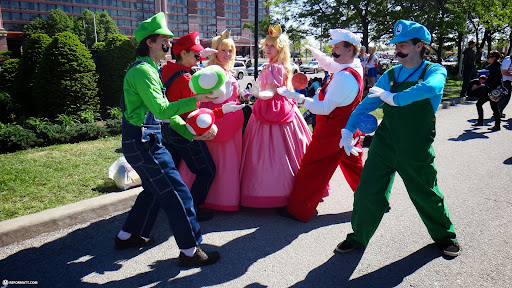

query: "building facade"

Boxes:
[0, 0, 268, 56]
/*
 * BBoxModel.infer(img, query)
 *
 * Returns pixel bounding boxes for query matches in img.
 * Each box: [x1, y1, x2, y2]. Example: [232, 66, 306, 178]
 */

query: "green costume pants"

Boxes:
[347, 75, 457, 248]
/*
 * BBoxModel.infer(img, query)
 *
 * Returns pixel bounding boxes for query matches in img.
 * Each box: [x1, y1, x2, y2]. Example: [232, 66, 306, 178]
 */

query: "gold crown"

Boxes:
[221, 29, 231, 39]
[268, 25, 282, 37]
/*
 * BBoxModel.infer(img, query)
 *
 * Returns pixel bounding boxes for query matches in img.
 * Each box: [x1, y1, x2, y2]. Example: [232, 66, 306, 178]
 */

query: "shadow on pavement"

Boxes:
[504, 157, 512, 165]
[292, 244, 440, 288]
[0, 209, 354, 287]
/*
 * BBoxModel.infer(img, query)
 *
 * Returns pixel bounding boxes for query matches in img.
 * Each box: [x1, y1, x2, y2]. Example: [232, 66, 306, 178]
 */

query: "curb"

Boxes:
[0, 187, 142, 247]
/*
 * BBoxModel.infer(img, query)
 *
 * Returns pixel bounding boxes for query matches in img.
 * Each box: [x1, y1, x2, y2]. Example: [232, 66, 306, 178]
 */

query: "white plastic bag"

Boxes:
[108, 156, 142, 190]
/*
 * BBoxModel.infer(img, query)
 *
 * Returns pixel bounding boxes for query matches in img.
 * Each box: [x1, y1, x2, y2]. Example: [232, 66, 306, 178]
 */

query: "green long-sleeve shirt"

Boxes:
[123, 56, 197, 127]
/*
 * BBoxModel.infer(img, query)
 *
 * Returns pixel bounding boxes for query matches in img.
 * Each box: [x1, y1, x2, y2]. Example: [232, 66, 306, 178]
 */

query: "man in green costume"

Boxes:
[337, 20, 460, 257]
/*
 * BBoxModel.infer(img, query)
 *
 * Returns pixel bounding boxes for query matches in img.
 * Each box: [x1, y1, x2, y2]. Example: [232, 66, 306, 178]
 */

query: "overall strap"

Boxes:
[163, 69, 189, 89]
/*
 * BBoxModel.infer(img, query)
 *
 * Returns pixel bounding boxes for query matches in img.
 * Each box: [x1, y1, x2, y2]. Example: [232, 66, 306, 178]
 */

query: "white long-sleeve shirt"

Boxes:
[303, 59, 363, 115]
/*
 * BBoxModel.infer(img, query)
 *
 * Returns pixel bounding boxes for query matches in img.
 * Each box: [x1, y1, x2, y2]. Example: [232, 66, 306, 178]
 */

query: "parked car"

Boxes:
[299, 61, 323, 74]
[232, 60, 247, 80]
[445, 56, 458, 62]
[290, 62, 300, 74]
[247, 63, 267, 76]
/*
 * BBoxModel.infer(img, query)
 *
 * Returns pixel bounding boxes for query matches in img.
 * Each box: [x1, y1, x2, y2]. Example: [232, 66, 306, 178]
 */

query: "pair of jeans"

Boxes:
[120, 115, 201, 249]
[499, 80, 511, 113]
[460, 68, 474, 97]
[161, 124, 216, 207]
[476, 94, 501, 126]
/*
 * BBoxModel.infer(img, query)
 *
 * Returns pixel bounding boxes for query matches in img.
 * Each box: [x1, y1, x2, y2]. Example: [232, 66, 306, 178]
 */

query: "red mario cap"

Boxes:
[172, 32, 204, 56]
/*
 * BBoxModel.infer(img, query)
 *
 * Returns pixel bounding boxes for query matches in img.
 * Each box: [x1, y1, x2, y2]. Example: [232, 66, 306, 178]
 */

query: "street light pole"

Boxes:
[254, 3, 259, 80]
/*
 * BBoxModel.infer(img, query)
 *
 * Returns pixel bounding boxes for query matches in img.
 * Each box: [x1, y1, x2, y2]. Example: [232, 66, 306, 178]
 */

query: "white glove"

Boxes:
[222, 102, 245, 113]
[368, 87, 397, 106]
[339, 129, 363, 156]
[249, 80, 273, 100]
[277, 87, 305, 103]
[199, 48, 218, 58]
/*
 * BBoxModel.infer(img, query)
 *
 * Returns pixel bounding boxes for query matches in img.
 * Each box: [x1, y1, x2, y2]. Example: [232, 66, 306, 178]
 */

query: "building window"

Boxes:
[225, 5, 240, 12]
[198, 10, 216, 17]
[168, 6, 187, 14]
[198, 2, 215, 9]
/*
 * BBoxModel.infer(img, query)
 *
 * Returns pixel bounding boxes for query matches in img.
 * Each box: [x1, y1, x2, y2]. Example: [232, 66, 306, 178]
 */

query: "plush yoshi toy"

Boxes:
[189, 65, 227, 99]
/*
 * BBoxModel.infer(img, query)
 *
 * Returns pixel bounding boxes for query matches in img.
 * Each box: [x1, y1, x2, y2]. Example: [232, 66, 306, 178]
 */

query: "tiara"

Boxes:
[268, 25, 282, 37]
[221, 29, 231, 39]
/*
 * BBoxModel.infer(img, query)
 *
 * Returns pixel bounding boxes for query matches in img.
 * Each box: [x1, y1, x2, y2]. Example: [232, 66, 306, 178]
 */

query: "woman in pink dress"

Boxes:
[240, 25, 312, 208]
[179, 30, 245, 211]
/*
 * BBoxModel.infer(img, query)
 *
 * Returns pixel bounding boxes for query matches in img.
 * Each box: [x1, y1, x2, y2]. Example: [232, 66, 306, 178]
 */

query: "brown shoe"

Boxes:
[178, 247, 220, 267]
[114, 235, 155, 250]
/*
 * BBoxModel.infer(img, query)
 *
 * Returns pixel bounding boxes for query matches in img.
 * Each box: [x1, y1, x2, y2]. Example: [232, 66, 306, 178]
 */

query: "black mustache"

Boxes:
[194, 54, 201, 61]
[332, 52, 341, 58]
[162, 44, 169, 53]
[396, 52, 408, 58]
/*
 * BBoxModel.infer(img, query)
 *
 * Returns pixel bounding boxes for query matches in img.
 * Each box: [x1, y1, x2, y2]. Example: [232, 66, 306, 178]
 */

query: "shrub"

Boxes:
[23, 117, 51, 131]
[12, 33, 52, 117]
[0, 59, 20, 93]
[0, 91, 18, 124]
[96, 34, 135, 115]
[0, 124, 42, 153]
[33, 32, 99, 118]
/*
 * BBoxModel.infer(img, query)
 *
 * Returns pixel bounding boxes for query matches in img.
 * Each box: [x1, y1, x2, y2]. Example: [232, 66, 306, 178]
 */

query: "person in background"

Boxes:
[336, 20, 460, 258]
[460, 40, 477, 98]
[240, 25, 312, 208]
[364, 46, 380, 89]
[277, 28, 365, 222]
[179, 30, 245, 211]
[115, 12, 220, 267]
[472, 50, 502, 131]
[499, 54, 511, 117]
[466, 75, 487, 100]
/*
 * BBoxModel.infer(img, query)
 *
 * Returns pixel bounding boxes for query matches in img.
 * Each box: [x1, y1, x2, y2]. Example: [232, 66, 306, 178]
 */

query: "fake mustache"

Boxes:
[331, 52, 341, 58]
[396, 52, 408, 58]
[162, 44, 169, 53]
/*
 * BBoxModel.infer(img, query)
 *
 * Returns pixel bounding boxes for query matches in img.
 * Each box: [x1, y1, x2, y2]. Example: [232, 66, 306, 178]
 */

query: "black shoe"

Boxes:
[115, 235, 155, 250]
[488, 126, 500, 131]
[335, 240, 356, 253]
[472, 121, 484, 127]
[501, 113, 506, 118]
[178, 247, 220, 267]
[441, 242, 461, 257]
[385, 205, 391, 213]
[195, 207, 214, 222]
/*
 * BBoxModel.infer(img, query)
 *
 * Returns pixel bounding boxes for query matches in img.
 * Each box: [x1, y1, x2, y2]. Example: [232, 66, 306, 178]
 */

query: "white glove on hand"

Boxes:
[199, 48, 218, 58]
[249, 80, 273, 100]
[368, 87, 397, 106]
[222, 102, 245, 114]
[276, 87, 305, 103]
[339, 129, 363, 156]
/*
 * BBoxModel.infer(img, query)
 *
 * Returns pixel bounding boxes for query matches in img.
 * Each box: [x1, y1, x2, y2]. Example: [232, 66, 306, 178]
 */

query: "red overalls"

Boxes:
[286, 67, 365, 222]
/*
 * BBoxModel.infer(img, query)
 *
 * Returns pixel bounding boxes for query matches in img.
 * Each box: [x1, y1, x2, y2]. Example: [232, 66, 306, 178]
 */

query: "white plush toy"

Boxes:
[189, 65, 227, 99]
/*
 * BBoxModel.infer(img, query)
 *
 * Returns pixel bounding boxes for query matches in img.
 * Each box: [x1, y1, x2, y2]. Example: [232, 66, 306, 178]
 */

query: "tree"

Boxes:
[99, 11, 119, 40]
[33, 32, 98, 118]
[96, 34, 135, 115]
[12, 34, 52, 117]
[46, 9, 74, 36]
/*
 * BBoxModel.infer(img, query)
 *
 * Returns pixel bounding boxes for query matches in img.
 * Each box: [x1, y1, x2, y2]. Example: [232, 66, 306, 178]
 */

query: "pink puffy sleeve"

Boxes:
[260, 63, 286, 90]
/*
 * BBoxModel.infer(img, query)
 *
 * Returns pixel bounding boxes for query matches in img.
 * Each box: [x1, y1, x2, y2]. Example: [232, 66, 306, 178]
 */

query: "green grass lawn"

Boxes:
[0, 136, 122, 221]
[0, 77, 462, 222]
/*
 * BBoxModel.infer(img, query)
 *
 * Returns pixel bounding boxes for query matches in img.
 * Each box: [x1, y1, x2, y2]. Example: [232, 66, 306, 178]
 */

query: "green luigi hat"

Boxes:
[134, 12, 174, 43]
[390, 20, 431, 44]
[189, 65, 226, 95]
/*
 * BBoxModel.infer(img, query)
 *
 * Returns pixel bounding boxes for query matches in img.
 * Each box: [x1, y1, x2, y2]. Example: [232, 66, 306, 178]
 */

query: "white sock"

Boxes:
[117, 230, 132, 240]
[181, 247, 197, 257]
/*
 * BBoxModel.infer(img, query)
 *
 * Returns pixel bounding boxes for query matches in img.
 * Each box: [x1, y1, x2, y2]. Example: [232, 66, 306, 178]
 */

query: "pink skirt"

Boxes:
[178, 127, 243, 211]
[240, 106, 312, 208]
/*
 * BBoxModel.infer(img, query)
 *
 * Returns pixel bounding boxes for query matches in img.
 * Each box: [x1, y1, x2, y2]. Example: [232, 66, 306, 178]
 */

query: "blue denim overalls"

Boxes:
[120, 61, 202, 249]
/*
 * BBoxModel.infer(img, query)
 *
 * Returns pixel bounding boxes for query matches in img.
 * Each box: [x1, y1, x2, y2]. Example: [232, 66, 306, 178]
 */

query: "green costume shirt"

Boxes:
[123, 56, 197, 127]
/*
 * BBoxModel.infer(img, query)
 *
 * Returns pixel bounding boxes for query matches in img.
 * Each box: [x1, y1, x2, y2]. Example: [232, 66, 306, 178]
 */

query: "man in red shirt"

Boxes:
[160, 32, 218, 221]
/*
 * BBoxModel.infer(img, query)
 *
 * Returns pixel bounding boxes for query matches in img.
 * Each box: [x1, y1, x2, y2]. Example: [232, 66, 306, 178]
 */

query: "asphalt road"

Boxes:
[0, 98, 511, 287]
